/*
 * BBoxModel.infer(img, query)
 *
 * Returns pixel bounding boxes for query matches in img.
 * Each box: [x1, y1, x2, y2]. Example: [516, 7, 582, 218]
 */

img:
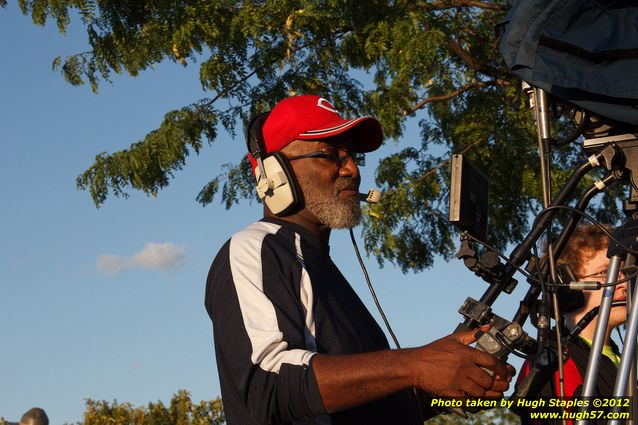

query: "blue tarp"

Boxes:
[500, 0, 638, 125]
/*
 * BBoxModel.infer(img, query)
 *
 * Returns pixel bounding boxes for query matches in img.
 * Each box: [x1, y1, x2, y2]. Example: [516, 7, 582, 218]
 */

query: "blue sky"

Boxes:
[0, 4, 532, 423]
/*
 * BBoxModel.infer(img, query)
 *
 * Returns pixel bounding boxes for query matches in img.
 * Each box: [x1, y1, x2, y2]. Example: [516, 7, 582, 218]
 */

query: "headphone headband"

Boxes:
[246, 111, 271, 159]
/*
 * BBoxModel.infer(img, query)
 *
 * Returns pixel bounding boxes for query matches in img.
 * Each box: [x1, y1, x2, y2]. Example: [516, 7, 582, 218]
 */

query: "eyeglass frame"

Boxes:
[287, 147, 366, 167]
[580, 269, 608, 280]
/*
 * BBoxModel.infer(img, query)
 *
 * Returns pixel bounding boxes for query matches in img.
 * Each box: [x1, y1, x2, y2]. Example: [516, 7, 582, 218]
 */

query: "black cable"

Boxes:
[534, 206, 638, 257]
[462, 231, 637, 287]
[493, 332, 534, 360]
[532, 243, 548, 307]
[532, 242, 550, 360]
[599, 269, 638, 287]
[348, 228, 425, 423]
[539, 268, 638, 289]
[525, 207, 630, 397]
[566, 302, 627, 343]
[547, 173, 619, 271]
[550, 108, 589, 147]
[616, 326, 625, 346]
[545, 240, 567, 398]
[531, 202, 631, 277]
[462, 231, 543, 284]
[493, 157, 600, 293]
[349, 228, 401, 349]
[531, 238, 575, 398]
[510, 175, 613, 328]
[463, 208, 638, 288]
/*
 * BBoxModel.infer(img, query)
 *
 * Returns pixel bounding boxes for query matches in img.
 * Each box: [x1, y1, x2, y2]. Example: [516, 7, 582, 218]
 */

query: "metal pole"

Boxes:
[610, 255, 638, 425]
[630, 277, 637, 425]
[577, 255, 623, 425]
[535, 88, 552, 207]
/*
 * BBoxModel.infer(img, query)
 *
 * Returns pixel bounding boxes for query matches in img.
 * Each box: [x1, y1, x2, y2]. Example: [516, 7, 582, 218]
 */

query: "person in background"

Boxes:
[6, 407, 49, 425]
[514, 224, 627, 424]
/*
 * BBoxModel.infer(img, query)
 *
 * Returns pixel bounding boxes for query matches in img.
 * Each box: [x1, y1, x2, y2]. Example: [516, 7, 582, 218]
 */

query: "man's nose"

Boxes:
[339, 155, 360, 178]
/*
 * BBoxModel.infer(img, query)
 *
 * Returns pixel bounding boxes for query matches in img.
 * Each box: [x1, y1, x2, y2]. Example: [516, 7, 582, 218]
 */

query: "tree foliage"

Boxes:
[426, 408, 520, 425]
[71, 390, 225, 425]
[6, 0, 623, 271]
[0, 398, 519, 425]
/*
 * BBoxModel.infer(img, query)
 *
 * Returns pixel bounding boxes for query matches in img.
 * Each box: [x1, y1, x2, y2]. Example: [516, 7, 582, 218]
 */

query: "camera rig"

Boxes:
[446, 4, 638, 420]
[449, 97, 638, 425]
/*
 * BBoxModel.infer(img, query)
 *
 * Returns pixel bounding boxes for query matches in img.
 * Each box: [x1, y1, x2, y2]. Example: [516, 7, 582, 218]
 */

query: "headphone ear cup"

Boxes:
[554, 263, 586, 313]
[556, 288, 586, 313]
[255, 152, 303, 216]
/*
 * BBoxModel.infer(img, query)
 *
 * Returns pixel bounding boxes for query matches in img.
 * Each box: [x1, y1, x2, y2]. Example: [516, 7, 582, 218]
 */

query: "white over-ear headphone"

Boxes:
[246, 112, 303, 216]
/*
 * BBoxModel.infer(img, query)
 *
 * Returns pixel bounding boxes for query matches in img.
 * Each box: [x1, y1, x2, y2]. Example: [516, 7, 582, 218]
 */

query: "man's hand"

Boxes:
[407, 328, 515, 398]
[312, 327, 515, 413]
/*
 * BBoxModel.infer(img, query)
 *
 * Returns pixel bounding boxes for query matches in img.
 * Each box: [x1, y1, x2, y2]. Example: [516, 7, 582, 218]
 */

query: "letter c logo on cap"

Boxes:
[317, 98, 339, 114]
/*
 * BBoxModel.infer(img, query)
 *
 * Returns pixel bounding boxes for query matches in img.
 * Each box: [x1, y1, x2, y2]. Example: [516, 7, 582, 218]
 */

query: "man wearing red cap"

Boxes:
[205, 95, 513, 425]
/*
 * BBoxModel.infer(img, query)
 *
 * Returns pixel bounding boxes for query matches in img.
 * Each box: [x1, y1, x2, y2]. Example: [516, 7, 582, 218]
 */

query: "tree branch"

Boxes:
[195, 30, 352, 117]
[404, 79, 507, 115]
[446, 38, 500, 76]
[403, 2, 506, 82]
[414, 1, 508, 11]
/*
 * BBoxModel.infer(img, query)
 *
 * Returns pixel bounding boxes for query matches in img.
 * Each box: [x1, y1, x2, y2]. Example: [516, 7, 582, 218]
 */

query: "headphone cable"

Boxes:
[349, 228, 401, 348]
[349, 228, 426, 423]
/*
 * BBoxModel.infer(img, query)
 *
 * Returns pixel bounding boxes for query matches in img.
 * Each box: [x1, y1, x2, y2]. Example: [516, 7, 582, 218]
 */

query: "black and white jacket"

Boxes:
[205, 218, 420, 425]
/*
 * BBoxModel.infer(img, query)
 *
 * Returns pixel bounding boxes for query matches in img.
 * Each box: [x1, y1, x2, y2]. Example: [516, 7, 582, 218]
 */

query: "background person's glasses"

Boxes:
[580, 269, 608, 279]
[288, 147, 365, 167]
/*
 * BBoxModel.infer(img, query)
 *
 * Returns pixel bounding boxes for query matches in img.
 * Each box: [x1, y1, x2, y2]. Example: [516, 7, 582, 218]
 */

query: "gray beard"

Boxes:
[300, 177, 362, 229]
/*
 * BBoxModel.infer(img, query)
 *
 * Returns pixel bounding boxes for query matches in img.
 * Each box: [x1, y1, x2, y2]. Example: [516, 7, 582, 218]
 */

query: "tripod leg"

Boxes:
[610, 255, 638, 425]
[629, 263, 637, 425]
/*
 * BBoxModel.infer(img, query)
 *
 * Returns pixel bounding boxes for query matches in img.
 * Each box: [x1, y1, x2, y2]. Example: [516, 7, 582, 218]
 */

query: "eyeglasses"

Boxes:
[288, 147, 365, 167]
[580, 270, 608, 280]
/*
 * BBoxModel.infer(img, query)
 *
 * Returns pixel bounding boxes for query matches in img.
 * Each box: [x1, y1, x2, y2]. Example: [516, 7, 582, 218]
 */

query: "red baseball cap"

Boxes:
[260, 95, 383, 154]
